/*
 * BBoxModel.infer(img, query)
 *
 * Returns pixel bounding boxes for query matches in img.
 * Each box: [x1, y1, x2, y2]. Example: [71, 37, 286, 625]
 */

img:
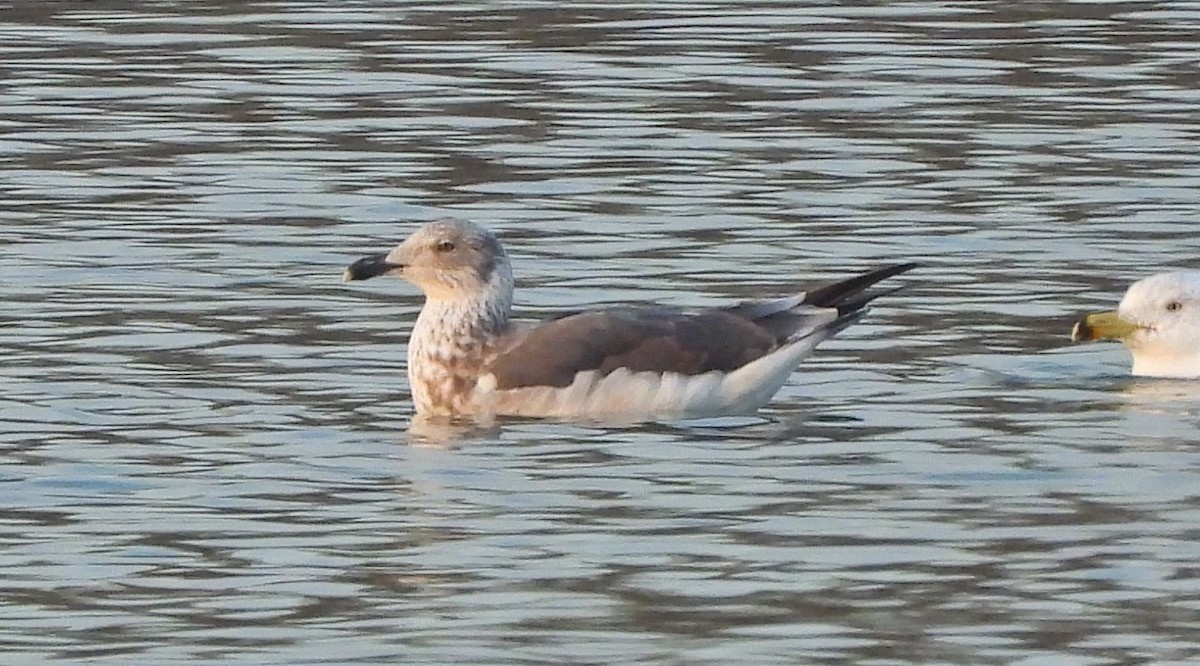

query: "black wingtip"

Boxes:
[804, 262, 920, 314]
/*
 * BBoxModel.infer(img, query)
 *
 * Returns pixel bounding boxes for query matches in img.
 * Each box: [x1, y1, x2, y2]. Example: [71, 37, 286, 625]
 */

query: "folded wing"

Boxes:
[485, 262, 918, 391]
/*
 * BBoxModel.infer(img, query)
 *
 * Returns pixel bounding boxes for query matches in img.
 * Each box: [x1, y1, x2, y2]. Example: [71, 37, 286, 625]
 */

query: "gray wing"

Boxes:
[487, 262, 918, 391]
[486, 307, 780, 390]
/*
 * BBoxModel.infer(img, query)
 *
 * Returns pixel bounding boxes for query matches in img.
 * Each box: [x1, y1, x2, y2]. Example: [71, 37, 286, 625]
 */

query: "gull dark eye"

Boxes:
[1166, 300, 1182, 312]
[435, 240, 456, 253]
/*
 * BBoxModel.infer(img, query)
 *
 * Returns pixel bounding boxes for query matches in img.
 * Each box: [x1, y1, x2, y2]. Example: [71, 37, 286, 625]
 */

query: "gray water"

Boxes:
[4, 2, 1200, 664]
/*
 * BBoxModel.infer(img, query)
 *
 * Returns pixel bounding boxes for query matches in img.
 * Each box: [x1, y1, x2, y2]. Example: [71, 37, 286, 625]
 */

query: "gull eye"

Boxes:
[435, 240, 456, 253]
[1166, 300, 1182, 312]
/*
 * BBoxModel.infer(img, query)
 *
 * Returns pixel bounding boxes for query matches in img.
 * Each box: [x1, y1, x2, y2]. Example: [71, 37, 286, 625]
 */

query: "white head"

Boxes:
[1073, 271, 1200, 378]
[344, 219, 514, 304]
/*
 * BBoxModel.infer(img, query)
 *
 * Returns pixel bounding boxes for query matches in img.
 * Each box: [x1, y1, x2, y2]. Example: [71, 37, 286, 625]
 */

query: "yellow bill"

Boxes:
[1071, 310, 1138, 342]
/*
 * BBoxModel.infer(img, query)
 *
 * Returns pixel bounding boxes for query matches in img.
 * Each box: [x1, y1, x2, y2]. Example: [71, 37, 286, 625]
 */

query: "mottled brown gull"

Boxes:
[344, 219, 917, 421]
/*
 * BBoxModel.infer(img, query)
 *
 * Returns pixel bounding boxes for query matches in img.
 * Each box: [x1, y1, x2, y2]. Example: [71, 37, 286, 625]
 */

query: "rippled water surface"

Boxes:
[4, 1, 1200, 663]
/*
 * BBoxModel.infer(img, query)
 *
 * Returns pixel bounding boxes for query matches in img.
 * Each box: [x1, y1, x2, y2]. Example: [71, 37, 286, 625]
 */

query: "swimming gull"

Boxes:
[344, 219, 918, 420]
[1071, 271, 1200, 378]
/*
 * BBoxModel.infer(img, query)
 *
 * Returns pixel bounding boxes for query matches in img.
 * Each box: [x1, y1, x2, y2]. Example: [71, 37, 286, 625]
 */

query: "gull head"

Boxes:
[343, 219, 513, 301]
[1072, 271, 1200, 378]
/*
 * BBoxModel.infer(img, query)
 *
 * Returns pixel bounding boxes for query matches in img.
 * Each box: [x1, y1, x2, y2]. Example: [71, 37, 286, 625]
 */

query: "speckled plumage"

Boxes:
[407, 290, 511, 414]
[344, 219, 917, 421]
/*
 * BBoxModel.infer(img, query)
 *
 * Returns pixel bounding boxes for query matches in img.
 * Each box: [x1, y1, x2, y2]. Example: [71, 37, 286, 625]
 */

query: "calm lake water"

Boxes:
[4, 1, 1200, 664]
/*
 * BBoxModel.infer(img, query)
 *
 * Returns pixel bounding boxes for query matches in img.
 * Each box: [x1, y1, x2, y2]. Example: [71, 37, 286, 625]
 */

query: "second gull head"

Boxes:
[1072, 271, 1200, 377]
